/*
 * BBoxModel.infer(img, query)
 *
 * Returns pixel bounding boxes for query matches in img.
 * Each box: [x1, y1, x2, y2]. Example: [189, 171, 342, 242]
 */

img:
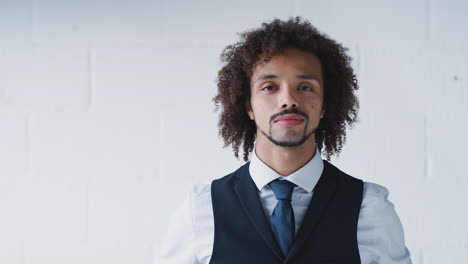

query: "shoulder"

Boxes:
[324, 160, 363, 184]
[212, 162, 249, 185]
[360, 181, 398, 221]
[190, 161, 249, 204]
[157, 184, 214, 263]
[191, 183, 212, 198]
[189, 183, 213, 221]
[188, 183, 215, 262]
[359, 181, 412, 261]
[361, 181, 393, 210]
[163, 183, 212, 229]
[189, 183, 213, 218]
[323, 161, 364, 196]
[360, 182, 401, 229]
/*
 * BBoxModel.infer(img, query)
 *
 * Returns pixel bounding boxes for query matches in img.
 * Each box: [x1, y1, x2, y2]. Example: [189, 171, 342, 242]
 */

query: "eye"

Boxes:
[299, 85, 313, 91]
[261, 85, 275, 91]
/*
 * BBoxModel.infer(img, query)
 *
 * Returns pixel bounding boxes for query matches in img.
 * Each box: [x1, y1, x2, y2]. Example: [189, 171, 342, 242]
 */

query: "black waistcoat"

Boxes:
[209, 160, 363, 264]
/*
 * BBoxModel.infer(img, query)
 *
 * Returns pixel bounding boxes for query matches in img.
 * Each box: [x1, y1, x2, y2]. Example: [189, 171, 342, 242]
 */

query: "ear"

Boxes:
[245, 101, 254, 120]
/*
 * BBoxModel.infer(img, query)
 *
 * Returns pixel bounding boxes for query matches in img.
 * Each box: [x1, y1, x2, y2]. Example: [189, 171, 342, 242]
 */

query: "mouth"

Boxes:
[274, 114, 305, 126]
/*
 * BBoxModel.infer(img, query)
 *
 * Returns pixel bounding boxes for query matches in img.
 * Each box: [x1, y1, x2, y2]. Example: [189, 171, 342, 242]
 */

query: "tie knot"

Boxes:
[269, 180, 295, 201]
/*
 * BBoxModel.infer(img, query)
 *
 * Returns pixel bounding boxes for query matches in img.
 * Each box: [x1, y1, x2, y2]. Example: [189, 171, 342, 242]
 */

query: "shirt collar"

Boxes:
[248, 146, 324, 193]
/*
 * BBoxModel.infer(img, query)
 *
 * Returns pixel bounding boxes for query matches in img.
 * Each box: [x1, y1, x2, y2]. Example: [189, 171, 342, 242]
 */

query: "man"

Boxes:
[157, 17, 412, 264]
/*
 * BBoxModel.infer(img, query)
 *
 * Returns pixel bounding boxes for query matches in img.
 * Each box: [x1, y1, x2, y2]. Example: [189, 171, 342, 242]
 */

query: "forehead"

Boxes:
[251, 48, 323, 77]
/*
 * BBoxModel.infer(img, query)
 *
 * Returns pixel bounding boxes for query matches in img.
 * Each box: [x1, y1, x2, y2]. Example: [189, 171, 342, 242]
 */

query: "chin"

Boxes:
[274, 132, 303, 140]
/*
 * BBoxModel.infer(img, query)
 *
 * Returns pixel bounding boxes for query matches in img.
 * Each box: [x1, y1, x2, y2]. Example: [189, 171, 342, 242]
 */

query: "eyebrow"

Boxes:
[297, 74, 322, 82]
[255, 74, 278, 82]
[255, 74, 322, 83]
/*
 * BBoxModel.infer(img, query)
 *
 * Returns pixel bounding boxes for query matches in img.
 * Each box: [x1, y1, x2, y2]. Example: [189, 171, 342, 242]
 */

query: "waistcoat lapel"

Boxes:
[233, 163, 284, 261]
[284, 161, 337, 263]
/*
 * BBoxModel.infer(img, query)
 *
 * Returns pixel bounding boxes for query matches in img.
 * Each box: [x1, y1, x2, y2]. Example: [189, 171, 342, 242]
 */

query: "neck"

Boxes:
[254, 134, 317, 176]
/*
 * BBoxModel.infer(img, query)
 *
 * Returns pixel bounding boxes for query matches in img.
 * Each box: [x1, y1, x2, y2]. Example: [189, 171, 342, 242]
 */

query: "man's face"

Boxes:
[248, 48, 325, 147]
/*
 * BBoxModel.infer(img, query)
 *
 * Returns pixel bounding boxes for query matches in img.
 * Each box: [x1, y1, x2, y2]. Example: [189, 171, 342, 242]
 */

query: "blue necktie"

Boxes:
[269, 179, 296, 257]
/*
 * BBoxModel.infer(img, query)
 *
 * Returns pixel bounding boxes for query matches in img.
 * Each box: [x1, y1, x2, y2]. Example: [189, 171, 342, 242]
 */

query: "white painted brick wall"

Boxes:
[0, 0, 467, 263]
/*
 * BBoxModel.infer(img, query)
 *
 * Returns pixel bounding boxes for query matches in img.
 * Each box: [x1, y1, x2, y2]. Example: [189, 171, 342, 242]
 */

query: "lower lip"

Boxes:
[276, 119, 304, 126]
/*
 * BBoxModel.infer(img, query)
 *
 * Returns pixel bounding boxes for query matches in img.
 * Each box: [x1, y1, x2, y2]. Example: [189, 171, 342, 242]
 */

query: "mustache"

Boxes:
[270, 108, 308, 123]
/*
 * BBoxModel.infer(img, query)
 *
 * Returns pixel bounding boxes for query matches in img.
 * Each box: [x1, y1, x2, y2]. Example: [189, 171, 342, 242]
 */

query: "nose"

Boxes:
[280, 86, 299, 109]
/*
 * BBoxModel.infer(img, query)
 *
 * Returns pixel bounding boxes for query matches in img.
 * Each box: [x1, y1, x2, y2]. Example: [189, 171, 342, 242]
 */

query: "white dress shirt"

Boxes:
[156, 148, 412, 264]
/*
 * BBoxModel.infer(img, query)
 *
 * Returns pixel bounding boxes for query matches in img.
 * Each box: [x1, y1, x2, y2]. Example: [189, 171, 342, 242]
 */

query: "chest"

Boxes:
[209, 162, 363, 264]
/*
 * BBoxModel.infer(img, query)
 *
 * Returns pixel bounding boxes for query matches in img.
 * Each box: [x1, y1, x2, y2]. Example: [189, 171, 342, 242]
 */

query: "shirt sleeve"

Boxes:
[357, 182, 413, 264]
[154, 191, 200, 264]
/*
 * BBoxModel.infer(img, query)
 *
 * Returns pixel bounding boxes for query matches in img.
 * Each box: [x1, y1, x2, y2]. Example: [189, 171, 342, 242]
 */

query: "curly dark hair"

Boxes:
[213, 16, 359, 162]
